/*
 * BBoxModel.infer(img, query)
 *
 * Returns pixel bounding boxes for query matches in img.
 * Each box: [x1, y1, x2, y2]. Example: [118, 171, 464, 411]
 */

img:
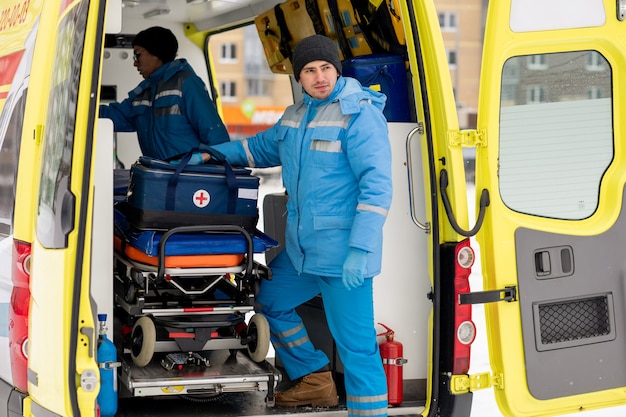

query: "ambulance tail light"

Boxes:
[453, 239, 476, 374]
[10, 239, 31, 393]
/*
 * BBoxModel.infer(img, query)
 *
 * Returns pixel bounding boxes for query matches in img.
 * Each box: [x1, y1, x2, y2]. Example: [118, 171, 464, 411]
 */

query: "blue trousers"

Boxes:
[256, 251, 388, 417]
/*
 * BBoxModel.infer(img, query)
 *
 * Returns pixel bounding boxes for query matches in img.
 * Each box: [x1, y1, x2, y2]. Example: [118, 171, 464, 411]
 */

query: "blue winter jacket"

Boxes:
[211, 77, 393, 278]
[99, 59, 229, 160]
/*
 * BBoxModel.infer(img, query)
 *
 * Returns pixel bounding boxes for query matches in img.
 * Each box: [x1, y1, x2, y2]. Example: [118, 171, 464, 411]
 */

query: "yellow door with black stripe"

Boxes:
[26, 0, 104, 415]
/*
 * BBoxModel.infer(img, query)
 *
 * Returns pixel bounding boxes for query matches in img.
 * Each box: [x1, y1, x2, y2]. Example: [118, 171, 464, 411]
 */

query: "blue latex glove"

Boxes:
[169, 152, 204, 165]
[342, 248, 368, 290]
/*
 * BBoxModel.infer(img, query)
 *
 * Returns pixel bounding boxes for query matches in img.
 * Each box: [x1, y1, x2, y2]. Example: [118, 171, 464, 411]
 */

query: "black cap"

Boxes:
[292, 35, 342, 81]
[132, 26, 178, 63]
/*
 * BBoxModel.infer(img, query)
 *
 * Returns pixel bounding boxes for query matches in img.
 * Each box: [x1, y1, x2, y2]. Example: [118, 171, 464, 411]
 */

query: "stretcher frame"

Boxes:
[113, 224, 273, 370]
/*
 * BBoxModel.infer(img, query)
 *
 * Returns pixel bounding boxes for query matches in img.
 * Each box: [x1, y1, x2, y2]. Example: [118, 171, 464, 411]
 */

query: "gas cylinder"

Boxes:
[377, 323, 407, 406]
[97, 314, 118, 417]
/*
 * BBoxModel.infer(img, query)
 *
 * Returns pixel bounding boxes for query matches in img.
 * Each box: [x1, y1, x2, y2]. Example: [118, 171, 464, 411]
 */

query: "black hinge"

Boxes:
[458, 286, 517, 305]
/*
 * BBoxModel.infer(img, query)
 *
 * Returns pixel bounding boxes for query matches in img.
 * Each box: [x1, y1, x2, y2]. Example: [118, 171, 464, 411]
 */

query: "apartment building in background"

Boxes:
[209, 0, 487, 137]
[209, 25, 294, 141]
[436, 0, 486, 128]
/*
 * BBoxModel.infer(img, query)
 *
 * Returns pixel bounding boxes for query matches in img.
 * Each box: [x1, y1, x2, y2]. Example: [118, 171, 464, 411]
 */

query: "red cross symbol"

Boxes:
[193, 189, 210, 208]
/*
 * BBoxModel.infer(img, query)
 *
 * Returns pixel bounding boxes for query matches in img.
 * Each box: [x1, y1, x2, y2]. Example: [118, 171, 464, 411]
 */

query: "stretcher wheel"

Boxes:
[130, 316, 156, 367]
[247, 313, 270, 362]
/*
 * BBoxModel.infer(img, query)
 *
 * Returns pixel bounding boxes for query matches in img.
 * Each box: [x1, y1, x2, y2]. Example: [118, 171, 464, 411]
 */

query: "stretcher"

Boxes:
[113, 210, 279, 372]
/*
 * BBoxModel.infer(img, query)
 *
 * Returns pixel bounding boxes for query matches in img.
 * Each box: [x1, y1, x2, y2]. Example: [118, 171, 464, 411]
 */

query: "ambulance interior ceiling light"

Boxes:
[143, 7, 171, 18]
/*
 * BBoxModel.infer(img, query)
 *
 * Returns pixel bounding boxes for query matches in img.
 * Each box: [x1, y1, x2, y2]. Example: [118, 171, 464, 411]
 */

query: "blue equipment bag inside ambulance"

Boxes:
[341, 54, 413, 122]
[121, 155, 260, 232]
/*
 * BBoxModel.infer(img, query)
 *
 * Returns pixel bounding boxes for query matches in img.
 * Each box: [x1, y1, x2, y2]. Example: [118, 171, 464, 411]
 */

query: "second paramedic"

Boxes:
[99, 26, 230, 161]
[205, 35, 392, 417]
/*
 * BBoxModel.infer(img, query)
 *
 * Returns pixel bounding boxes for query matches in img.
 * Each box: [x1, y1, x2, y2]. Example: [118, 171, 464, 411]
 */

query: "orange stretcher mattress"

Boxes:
[114, 235, 245, 268]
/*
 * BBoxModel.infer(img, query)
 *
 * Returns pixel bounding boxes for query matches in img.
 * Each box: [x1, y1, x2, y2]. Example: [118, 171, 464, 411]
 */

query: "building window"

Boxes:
[446, 49, 457, 67]
[438, 12, 457, 31]
[501, 84, 517, 104]
[220, 81, 237, 101]
[247, 79, 270, 97]
[220, 42, 237, 63]
[527, 54, 547, 70]
[586, 51, 605, 71]
[588, 86, 603, 99]
[527, 85, 546, 104]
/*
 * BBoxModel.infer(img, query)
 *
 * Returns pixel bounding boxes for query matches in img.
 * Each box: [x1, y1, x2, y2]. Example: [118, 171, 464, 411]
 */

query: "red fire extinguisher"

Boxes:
[378, 323, 407, 406]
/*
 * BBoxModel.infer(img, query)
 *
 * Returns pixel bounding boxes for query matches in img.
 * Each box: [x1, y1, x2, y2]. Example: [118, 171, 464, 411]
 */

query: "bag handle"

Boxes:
[165, 150, 238, 213]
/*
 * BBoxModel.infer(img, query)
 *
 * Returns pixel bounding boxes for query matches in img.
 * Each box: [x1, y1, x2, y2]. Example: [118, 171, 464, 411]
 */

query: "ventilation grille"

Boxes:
[538, 296, 610, 345]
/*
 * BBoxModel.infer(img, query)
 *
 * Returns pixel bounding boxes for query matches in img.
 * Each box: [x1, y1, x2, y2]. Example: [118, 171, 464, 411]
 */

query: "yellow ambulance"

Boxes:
[1, 0, 625, 416]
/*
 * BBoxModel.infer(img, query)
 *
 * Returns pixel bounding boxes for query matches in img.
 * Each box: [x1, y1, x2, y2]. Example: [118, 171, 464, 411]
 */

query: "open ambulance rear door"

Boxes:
[473, 0, 626, 415]
[25, 0, 108, 415]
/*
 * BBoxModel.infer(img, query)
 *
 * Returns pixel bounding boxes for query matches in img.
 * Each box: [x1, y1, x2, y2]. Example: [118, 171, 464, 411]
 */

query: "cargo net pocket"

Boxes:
[538, 295, 611, 345]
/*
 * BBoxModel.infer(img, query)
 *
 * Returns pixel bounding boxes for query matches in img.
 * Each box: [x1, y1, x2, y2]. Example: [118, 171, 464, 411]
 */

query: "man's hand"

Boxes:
[342, 248, 368, 290]
[169, 152, 206, 165]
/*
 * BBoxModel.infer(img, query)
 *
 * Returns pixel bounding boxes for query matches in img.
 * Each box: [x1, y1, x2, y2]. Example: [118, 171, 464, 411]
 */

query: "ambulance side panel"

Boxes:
[0, 0, 41, 383]
[0, 0, 54, 415]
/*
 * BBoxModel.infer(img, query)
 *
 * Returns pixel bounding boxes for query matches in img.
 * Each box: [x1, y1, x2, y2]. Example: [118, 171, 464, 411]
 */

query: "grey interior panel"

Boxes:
[515, 187, 626, 400]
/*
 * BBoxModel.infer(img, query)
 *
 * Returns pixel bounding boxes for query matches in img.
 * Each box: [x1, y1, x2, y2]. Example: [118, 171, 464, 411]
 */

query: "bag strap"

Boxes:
[327, 0, 354, 59]
[304, 0, 327, 37]
[223, 159, 238, 214]
[165, 151, 239, 213]
[166, 151, 193, 211]
[274, 4, 293, 63]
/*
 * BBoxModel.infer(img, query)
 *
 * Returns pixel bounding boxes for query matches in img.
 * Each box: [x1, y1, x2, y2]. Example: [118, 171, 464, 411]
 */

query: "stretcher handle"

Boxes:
[156, 225, 254, 281]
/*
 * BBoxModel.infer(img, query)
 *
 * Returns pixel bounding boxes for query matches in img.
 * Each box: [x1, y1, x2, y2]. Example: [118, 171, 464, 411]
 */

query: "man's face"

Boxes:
[133, 46, 163, 78]
[298, 60, 338, 100]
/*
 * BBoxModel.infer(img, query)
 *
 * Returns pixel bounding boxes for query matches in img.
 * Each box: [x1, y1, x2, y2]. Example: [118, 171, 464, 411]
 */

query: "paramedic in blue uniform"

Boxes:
[202, 35, 392, 416]
[99, 26, 229, 161]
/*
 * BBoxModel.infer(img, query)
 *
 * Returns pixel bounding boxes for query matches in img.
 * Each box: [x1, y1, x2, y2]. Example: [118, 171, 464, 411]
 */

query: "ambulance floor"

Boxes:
[115, 354, 425, 417]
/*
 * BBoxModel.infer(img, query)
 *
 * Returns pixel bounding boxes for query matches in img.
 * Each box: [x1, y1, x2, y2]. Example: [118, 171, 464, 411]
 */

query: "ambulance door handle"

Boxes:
[459, 286, 517, 305]
[535, 251, 551, 276]
[405, 126, 430, 233]
[60, 188, 76, 237]
[440, 169, 489, 237]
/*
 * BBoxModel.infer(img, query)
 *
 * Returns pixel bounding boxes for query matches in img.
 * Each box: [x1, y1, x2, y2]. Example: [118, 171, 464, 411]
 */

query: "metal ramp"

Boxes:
[119, 349, 279, 401]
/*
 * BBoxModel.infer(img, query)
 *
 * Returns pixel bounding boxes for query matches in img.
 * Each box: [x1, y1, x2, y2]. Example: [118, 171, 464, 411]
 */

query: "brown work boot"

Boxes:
[275, 371, 339, 407]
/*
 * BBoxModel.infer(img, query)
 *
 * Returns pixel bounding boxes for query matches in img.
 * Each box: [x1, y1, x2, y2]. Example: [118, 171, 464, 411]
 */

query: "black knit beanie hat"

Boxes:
[132, 26, 178, 63]
[292, 35, 342, 81]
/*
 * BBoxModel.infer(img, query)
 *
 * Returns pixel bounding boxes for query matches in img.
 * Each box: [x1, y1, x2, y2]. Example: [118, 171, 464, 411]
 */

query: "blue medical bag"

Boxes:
[123, 156, 260, 231]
